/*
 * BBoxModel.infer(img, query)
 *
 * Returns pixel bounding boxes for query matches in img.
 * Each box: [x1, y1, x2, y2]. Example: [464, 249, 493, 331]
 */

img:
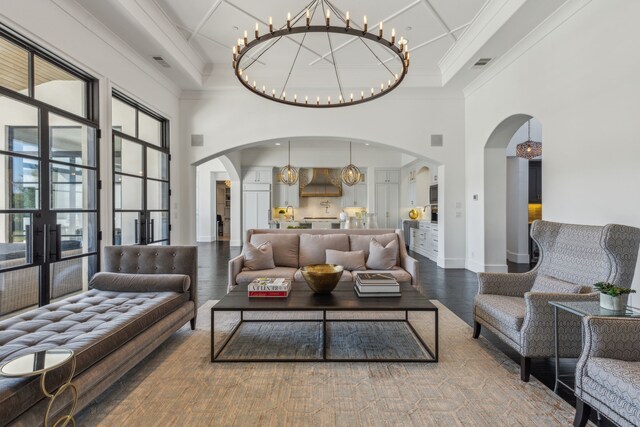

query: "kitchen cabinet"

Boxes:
[244, 168, 271, 184]
[407, 180, 417, 207]
[528, 160, 542, 203]
[273, 182, 299, 208]
[375, 182, 399, 229]
[375, 169, 399, 184]
[341, 183, 367, 207]
[243, 187, 270, 234]
[410, 221, 438, 262]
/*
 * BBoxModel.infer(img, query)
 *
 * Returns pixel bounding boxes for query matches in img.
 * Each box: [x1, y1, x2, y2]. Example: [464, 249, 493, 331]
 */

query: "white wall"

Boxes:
[0, 0, 185, 247]
[181, 88, 467, 267]
[506, 157, 529, 263]
[465, 0, 640, 288]
[196, 158, 227, 241]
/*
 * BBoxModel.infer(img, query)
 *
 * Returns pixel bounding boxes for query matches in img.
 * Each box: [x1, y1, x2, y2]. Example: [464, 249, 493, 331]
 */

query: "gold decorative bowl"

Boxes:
[300, 264, 344, 294]
[409, 209, 419, 219]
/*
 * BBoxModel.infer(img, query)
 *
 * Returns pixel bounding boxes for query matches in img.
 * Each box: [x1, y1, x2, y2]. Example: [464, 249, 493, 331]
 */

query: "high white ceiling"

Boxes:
[157, 0, 485, 79]
[74, 0, 569, 91]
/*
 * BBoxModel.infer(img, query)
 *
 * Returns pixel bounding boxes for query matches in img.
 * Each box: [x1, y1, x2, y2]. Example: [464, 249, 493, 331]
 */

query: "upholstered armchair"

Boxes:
[473, 220, 640, 381]
[573, 316, 640, 427]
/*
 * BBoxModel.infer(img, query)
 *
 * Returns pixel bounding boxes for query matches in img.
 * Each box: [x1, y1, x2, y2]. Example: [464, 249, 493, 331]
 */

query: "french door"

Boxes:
[112, 93, 170, 246]
[0, 95, 99, 318]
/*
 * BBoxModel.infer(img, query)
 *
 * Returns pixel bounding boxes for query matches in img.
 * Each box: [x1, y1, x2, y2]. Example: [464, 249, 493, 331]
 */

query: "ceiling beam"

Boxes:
[379, 22, 470, 65]
[309, 0, 422, 66]
[177, 24, 266, 66]
[421, 0, 457, 42]
[188, 0, 224, 42]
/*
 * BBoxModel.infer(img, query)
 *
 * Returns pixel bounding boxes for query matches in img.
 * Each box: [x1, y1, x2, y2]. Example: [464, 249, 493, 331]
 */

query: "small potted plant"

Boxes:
[278, 209, 285, 220]
[594, 282, 636, 312]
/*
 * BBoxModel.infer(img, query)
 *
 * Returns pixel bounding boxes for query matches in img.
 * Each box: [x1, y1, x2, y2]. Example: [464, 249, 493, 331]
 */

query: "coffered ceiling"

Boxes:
[74, 0, 569, 91]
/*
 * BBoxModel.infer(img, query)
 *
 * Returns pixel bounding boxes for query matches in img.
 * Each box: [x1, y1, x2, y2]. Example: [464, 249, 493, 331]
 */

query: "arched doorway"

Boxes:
[483, 114, 542, 271]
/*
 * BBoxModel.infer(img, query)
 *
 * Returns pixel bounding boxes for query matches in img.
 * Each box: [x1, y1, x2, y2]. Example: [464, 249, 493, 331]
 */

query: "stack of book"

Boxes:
[354, 273, 401, 297]
[247, 278, 291, 298]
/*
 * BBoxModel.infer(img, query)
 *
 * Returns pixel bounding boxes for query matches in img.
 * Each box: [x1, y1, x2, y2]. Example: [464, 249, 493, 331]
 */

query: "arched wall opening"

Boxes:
[483, 114, 539, 272]
[191, 137, 448, 251]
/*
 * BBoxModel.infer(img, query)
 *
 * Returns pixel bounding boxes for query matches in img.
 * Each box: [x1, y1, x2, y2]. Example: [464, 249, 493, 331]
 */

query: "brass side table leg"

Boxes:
[40, 355, 78, 427]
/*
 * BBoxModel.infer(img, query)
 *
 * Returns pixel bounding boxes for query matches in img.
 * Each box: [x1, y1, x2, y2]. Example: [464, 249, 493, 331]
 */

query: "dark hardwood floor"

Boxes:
[197, 241, 611, 426]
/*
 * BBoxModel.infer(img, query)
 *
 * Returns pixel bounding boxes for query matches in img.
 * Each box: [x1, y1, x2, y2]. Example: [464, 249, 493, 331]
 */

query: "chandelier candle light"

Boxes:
[280, 141, 299, 185]
[232, 0, 410, 108]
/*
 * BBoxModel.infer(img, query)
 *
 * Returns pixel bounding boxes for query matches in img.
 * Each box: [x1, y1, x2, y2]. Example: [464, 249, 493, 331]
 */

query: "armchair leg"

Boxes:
[472, 321, 481, 339]
[190, 318, 196, 330]
[573, 398, 591, 427]
[520, 356, 531, 382]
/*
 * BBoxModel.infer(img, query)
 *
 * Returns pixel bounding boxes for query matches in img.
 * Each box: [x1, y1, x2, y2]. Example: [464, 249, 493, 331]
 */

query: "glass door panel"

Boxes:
[147, 180, 168, 210]
[56, 212, 97, 256]
[114, 136, 143, 176]
[148, 211, 169, 243]
[1, 154, 40, 210]
[49, 115, 96, 167]
[50, 254, 96, 303]
[114, 212, 143, 245]
[147, 148, 168, 180]
[114, 175, 143, 210]
[50, 165, 96, 210]
[5, 127, 39, 155]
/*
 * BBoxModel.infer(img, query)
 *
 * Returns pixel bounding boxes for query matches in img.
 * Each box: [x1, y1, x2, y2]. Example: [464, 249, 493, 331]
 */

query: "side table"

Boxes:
[0, 348, 78, 427]
[549, 300, 640, 393]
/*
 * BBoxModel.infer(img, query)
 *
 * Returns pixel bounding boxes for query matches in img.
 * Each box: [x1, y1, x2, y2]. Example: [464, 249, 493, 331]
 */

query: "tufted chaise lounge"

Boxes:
[0, 245, 197, 426]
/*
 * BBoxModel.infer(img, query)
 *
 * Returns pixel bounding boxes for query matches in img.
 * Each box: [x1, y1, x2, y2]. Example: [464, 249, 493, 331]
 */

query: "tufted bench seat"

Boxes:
[0, 246, 197, 426]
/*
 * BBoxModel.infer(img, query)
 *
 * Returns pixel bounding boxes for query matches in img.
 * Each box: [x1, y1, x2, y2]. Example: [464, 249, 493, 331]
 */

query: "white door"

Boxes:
[387, 183, 399, 228]
[243, 190, 270, 233]
[375, 184, 388, 228]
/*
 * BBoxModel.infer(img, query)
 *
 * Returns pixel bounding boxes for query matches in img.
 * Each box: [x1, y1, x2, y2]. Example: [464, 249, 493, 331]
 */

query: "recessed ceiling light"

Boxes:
[365, 143, 370, 146]
[275, 142, 281, 146]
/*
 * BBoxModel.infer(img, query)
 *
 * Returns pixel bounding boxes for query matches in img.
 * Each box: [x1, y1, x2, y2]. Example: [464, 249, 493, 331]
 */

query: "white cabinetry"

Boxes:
[273, 182, 299, 208]
[407, 180, 417, 207]
[341, 183, 367, 207]
[375, 169, 400, 183]
[410, 221, 438, 262]
[244, 168, 272, 184]
[375, 182, 399, 229]
[243, 185, 271, 235]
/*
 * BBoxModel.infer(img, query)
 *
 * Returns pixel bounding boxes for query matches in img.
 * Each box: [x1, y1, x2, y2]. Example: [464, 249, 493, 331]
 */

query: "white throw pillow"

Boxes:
[366, 238, 398, 270]
[242, 241, 276, 270]
[325, 249, 366, 271]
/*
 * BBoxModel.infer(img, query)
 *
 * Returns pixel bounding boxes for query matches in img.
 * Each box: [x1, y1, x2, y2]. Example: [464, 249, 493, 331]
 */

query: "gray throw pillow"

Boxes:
[243, 241, 276, 270]
[366, 238, 398, 270]
[90, 272, 190, 293]
[325, 249, 366, 271]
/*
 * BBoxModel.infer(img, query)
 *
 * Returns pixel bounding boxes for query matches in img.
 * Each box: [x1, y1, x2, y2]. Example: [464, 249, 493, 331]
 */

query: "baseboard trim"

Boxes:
[507, 250, 530, 264]
[465, 260, 508, 273]
[442, 257, 465, 269]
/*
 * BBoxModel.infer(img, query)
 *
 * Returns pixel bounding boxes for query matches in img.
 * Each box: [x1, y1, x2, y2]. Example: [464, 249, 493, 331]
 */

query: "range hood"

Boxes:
[299, 168, 342, 197]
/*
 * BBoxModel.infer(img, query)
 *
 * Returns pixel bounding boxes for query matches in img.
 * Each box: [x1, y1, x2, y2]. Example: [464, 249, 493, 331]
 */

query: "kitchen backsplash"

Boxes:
[273, 196, 365, 220]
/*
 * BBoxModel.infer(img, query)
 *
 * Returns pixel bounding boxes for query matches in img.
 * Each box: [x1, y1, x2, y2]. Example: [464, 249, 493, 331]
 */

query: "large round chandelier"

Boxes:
[232, 0, 410, 108]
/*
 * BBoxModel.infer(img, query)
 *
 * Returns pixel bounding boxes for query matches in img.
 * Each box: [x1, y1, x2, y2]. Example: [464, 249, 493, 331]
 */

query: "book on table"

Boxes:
[353, 285, 401, 298]
[354, 272, 397, 284]
[248, 278, 291, 297]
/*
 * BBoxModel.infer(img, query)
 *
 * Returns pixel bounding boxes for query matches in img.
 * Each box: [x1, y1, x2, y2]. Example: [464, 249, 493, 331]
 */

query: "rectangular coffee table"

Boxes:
[211, 281, 438, 363]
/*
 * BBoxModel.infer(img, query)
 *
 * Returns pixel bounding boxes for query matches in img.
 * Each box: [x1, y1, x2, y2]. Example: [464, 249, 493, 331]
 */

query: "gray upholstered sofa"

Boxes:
[228, 229, 418, 292]
[574, 316, 640, 427]
[473, 220, 640, 381]
[0, 245, 197, 426]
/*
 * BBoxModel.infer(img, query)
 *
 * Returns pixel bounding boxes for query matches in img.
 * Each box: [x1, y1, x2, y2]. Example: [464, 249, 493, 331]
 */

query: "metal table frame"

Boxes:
[211, 283, 438, 363]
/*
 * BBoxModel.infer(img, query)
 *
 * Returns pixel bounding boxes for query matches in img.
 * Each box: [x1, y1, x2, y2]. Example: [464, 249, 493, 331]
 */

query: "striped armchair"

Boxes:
[473, 220, 640, 382]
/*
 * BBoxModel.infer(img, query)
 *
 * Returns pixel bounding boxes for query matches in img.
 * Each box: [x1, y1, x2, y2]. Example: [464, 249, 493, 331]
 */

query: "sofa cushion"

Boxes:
[325, 250, 366, 271]
[531, 274, 590, 294]
[354, 268, 412, 284]
[250, 233, 299, 268]
[474, 294, 526, 332]
[366, 238, 398, 270]
[295, 269, 353, 282]
[349, 233, 398, 262]
[0, 289, 188, 423]
[90, 272, 190, 293]
[242, 241, 276, 271]
[235, 267, 297, 285]
[299, 234, 349, 267]
[586, 357, 640, 404]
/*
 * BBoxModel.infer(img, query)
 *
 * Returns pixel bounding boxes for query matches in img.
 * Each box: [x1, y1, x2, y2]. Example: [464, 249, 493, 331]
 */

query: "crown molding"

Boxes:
[463, 0, 593, 97]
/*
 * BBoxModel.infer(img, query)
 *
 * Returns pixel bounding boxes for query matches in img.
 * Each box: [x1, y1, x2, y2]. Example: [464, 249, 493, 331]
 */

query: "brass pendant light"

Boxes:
[341, 141, 361, 186]
[279, 140, 299, 185]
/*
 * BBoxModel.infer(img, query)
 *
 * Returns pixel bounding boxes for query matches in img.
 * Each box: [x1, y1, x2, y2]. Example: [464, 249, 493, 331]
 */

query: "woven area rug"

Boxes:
[77, 300, 586, 426]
